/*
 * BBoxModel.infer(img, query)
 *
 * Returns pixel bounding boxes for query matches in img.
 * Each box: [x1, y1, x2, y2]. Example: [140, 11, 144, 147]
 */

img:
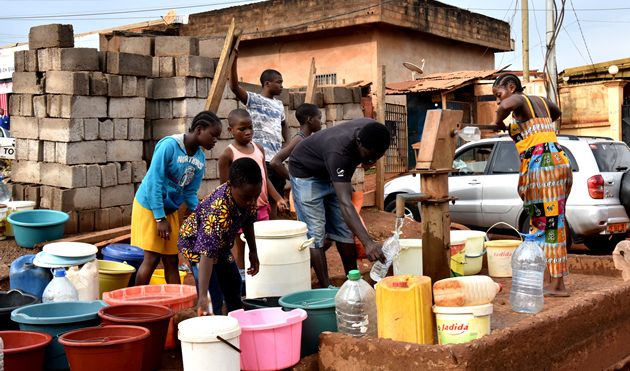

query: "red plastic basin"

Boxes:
[1, 330, 52, 371]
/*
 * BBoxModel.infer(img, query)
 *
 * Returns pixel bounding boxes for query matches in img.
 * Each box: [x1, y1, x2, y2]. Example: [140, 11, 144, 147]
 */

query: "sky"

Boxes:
[1, 0, 629, 72]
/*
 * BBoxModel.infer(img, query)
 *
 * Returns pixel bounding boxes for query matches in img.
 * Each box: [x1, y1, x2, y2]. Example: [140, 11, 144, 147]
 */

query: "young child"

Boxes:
[179, 158, 263, 316]
[230, 48, 289, 219]
[133, 111, 222, 286]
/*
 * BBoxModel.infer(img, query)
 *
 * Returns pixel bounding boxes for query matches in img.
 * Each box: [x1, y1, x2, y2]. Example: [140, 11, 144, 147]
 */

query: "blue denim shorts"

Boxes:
[290, 176, 354, 248]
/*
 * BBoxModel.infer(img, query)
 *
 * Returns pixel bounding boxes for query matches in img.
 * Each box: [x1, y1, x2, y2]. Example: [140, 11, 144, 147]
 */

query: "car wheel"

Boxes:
[384, 200, 421, 222]
[520, 215, 573, 249]
[584, 234, 626, 254]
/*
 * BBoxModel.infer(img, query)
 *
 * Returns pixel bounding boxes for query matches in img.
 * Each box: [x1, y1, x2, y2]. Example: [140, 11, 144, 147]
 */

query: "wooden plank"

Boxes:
[34, 226, 131, 248]
[362, 190, 376, 207]
[94, 234, 131, 249]
[305, 58, 317, 104]
[375, 65, 386, 210]
[204, 17, 242, 112]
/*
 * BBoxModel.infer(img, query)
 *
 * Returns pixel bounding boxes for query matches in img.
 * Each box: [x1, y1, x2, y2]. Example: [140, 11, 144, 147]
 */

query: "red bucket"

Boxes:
[98, 304, 174, 371]
[58, 325, 150, 371]
[1, 330, 52, 371]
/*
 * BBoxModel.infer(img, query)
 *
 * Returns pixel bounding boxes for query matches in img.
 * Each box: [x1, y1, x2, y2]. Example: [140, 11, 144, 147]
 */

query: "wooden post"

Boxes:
[375, 65, 386, 210]
[305, 58, 317, 104]
[204, 17, 242, 112]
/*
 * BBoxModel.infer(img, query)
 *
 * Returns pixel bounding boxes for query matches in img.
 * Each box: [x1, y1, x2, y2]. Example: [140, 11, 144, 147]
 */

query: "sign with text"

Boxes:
[0, 44, 29, 80]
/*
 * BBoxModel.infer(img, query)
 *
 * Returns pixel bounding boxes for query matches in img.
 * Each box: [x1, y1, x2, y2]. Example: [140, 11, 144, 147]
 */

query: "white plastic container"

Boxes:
[486, 240, 521, 277]
[393, 239, 422, 276]
[450, 230, 487, 275]
[5, 201, 35, 237]
[433, 276, 502, 307]
[178, 316, 242, 371]
[244, 220, 313, 298]
[66, 259, 99, 301]
[42, 267, 79, 303]
[433, 303, 493, 344]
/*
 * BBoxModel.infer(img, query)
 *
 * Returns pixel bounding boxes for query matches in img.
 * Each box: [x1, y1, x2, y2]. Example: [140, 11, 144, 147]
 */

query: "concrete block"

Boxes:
[329, 120, 349, 127]
[152, 118, 188, 140]
[106, 74, 123, 97]
[9, 183, 25, 202]
[36, 49, 52, 71]
[326, 104, 344, 121]
[15, 139, 28, 161]
[27, 139, 43, 162]
[109, 207, 123, 228]
[108, 97, 146, 118]
[143, 141, 155, 161]
[128, 119, 144, 140]
[39, 186, 52, 208]
[175, 56, 214, 78]
[98, 51, 107, 72]
[33, 95, 47, 117]
[107, 140, 143, 162]
[199, 38, 224, 58]
[99, 119, 114, 140]
[152, 57, 160, 78]
[49, 95, 108, 119]
[12, 73, 44, 94]
[323, 86, 353, 104]
[210, 139, 231, 159]
[159, 57, 175, 77]
[19, 94, 34, 117]
[198, 179, 221, 199]
[239, 82, 263, 95]
[315, 91, 324, 108]
[158, 100, 172, 119]
[216, 99, 238, 119]
[152, 77, 196, 99]
[12, 117, 39, 139]
[277, 89, 290, 106]
[94, 208, 110, 231]
[136, 77, 148, 98]
[131, 161, 147, 183]
[78, 210, 95, 233]
[154, 36, 199, 57]
[29, 24, 74, 50]
[101, 163, 117, 187]
[113, 118, 128, 140]
[287, 110, 300, 128]
[101, 184, 135, 208]
[9, 95, 21, 117]
[122, 76, 137, 97]
[50, 48, 99, 71]
[56, 141, 107, 165]
[143, 120, 152, 141]
[343, 103, 364, 119]
[116, 162, 132, 184]
[203, 159, 218, 180]
[45, 71, 89, 95]
[145, 100, 159, 120]
[122, 204, 132, 226]
[120, 37, 154, 56]
[24, 185, 41, 209]
[43, 141, 56, 162]
[172, 98, 206, 118]
[11, 160, 41, 183]
[351, 87, 362, 103]
[146, 77, 154, 99]
[222, 84, 236, 100]
[51, 187, 100, 212]
[106, 52, 153, 77]
[39, 118, 83, 142]
[219, 119, 232, 140]
[40, 163, 87, 188]
[64, 212, 79, 235]
[84, 118, 98, 141]
[13, 50, 26, 72]
[197, 78, 209, 98]
[86, 164, 101, 187]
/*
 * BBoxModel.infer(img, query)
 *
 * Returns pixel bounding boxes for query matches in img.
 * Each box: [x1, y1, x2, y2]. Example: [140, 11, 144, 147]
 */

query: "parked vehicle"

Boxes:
[384, 135, 630, 253]
[0, 128, 15, 160]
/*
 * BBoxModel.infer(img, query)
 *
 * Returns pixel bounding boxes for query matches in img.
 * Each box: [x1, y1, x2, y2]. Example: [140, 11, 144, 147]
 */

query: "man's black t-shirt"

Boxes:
[289, 118, 377, 183]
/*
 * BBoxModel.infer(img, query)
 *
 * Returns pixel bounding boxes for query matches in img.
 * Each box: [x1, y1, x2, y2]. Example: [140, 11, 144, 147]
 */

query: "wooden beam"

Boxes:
[204, 17, 242, 112]
[34, 226, 131, 248]
[375, 65, 386, 210]
[94, 234, 131, 248]
[305, 58, 317, 104]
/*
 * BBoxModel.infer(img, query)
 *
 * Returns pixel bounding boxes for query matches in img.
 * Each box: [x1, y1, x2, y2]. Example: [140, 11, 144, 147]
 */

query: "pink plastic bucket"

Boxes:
[228, 308, 307, 371]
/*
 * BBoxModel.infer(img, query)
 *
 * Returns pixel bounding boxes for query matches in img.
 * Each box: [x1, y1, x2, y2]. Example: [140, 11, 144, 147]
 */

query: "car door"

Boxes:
[481, 141, 522, 227]
[449, 143, 495, 226]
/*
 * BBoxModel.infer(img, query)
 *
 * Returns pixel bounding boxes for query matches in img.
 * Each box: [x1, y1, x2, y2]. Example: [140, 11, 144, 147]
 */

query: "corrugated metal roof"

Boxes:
[386, 69, 500, 95]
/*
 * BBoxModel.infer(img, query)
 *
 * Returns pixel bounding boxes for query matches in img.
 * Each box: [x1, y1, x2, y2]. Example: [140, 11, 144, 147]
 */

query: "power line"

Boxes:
[569, 0, 596, 73]
[530, 0, 546, 63]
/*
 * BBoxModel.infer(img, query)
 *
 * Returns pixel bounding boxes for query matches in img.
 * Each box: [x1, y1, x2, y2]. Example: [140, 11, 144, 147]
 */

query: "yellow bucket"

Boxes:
[98, 260, 136, 300]
[149, 269, 186, 285]
[433, 303, 493, 344]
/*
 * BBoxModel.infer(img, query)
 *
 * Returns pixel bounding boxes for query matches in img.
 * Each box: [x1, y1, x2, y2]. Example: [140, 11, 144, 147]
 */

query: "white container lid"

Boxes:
[451, 230, 487, 240]
[451, 238, 468, 247]
[44, 242, 98, 258]
[178, 316, 242, 343]
[253, 220, 308, 238]
[433, 303, 493, 317]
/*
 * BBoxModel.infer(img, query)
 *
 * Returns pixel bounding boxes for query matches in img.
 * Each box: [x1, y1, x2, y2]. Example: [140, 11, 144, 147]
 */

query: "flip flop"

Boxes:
[543, 289, 570, 297]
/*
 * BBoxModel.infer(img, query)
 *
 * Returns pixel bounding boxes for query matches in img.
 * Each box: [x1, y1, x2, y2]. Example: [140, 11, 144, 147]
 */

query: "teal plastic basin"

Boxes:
[8, 210, 69, 248]
[279, 288, 339, 357]
[10, 300, 108, 370]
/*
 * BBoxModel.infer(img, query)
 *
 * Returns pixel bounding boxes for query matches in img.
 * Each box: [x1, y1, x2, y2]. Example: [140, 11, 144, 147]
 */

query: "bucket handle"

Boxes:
[217, 336, 241, 353]
[298, 238, 315, 251]
[485, 222, 523, 242]
[103, 307, 174, 321]
[301, 297, 334, 307]
[465, 250, 488, 259]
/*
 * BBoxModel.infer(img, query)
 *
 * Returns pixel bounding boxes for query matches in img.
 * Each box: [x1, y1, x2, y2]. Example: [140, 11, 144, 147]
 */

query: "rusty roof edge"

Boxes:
[386, 69, 501, 95]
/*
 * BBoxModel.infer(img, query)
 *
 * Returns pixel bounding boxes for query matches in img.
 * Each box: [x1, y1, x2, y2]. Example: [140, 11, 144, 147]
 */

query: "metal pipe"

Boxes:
[396, 193, 429, 218]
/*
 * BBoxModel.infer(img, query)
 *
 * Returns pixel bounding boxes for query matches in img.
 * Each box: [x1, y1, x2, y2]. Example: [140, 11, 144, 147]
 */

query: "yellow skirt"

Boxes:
[131, 198, 180, 255]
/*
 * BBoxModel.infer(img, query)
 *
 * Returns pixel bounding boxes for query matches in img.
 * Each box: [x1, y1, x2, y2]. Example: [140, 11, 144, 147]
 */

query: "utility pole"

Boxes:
[522, 0, 530, 83]
[546, 0, 558, 103]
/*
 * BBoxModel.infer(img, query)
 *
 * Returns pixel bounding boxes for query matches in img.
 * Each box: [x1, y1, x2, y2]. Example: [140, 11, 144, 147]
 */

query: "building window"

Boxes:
[316, 73, 337, 85]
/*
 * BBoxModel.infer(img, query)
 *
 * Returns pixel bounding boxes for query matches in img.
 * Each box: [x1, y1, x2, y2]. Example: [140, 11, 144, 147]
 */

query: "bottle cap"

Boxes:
[347, 270, 361, 281]
[496, 282, 503, 292]
[51, 267, 66, 277]
[520, 233, 535, 242]
[392, 281, 408, 288]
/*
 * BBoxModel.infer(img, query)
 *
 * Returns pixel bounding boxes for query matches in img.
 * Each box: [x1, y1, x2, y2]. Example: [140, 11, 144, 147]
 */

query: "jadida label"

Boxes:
[436, 317, 490, 344]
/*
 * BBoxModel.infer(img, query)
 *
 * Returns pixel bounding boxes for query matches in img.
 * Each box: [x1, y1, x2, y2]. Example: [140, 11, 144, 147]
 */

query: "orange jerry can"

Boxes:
[376, 275, 434, 344]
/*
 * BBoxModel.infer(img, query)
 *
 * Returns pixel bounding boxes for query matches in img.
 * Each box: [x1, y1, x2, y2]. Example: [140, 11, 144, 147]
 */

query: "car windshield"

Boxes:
[590, 143, 630, 172]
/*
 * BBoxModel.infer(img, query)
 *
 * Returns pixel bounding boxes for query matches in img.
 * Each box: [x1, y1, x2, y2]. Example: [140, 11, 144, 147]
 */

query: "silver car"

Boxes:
[384, 135, 630, 252]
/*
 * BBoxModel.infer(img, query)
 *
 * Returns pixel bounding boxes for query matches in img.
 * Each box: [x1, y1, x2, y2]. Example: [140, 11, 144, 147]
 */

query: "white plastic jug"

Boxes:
[66, 259, 99, 301]
[178, 316, 241, 371]
[433, 276, 502, 307]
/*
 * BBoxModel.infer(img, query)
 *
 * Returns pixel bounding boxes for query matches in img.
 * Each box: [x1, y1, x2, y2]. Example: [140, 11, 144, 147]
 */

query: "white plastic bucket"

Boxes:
[485, 240, 521, 277]
[178, 316, 242, 371]
[6, 201, 36, 236]
[433, 303, 493, 344]
[450, 238, 468, 276]
[450, 231, 487, 276]
[393, 239, 422, 276]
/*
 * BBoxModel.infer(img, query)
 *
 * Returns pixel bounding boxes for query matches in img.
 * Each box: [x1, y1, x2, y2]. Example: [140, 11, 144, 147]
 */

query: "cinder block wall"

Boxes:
[9, 24, 365, 234]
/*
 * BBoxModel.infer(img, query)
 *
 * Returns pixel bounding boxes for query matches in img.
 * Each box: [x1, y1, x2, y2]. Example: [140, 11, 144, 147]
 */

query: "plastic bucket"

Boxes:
[393, 239, 422, 276]
[433, 304, 493, 344]
[279, 287, 339, 358]
[102, 244, 144, 287]
[242, 297, 281, 310]
[485, 240, 521, 277]
[149, 269, 186, 285]
[178, 316, 242, 371]
[1, 330, 52, 371]
[229, 308, 307, 371]
[5, 200, 36, 236]
[10, 300, 109, 370]
[0, 289, 40, 330]
[8, 210, 70, 248]
[98, 304, 174, 371]
[450, 231, 487, 276]
[98, 260, 136, 299]
[59, 325, 150, 371]
[450, 238, 468, 277]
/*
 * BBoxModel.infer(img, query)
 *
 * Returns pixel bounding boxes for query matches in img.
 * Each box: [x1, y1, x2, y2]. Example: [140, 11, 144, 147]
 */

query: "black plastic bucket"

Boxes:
[242, 297, 281, 310]
[0, 289, 40, 330]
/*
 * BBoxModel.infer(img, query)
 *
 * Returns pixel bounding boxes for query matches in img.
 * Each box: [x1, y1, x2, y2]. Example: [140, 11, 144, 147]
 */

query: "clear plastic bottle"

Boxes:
[457, 126, 481, 142]
[42, 267, 79, 303]
[370, 218, 403, 283]
[510, 234, 546, 314]
[335, 270, 377, 338]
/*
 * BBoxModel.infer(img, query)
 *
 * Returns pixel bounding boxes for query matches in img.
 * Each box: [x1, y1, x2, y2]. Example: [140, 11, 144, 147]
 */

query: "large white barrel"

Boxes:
[244, 220, 313, 298]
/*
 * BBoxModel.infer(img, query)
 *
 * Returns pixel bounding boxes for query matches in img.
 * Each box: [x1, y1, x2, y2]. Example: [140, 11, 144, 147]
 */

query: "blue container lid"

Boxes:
[10, 300, 108, 325]
[102, 244, 144, 261]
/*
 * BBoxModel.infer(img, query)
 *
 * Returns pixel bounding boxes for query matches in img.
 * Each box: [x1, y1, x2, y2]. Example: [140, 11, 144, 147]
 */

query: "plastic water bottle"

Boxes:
[510, 234, 546, 314]
[458, 126, 481, 142]
[335, 270, 377, 338]
[370, 218, 403, 283]
[42, 267, 79, 303]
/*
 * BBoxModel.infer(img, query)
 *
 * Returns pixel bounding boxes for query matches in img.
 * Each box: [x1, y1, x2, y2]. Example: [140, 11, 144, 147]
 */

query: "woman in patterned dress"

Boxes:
[490, 73, 573, 297]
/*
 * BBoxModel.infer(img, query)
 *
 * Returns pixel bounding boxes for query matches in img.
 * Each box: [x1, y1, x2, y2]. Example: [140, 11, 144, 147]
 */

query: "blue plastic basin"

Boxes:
[8, 210, 70, 248]
[10, 300, 108, 370]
